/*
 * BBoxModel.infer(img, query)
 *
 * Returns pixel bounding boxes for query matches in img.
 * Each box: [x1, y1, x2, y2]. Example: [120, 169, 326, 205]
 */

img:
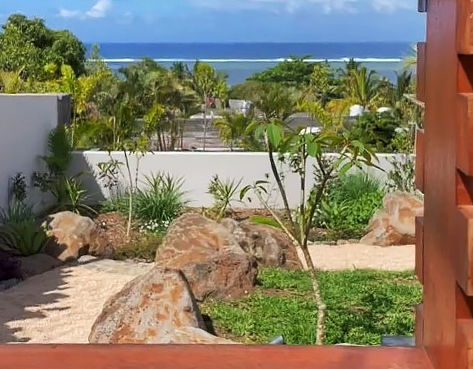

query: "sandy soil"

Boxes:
[0, 244, 415, 344]
[300, 243, 415, 271]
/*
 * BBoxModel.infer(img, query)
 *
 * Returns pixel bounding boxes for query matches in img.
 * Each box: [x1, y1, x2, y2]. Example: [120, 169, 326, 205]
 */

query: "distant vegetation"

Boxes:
[0, 14, 421, 155]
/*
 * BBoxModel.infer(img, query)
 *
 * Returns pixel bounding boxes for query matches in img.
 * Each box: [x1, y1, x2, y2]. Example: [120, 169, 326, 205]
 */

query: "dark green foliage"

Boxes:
[247, 56, 316, 88]
[102, 172, 187, 233]
[317, 173, 385, 239]
[0, 14, 86, 79]
[350, 112, 399, 153]
[0, 202, 49, 257]
[34, 126, 94, 216]
[41, 125, 73, 176]
[249, 215, 282, 229]
[202, 268, 421, 345]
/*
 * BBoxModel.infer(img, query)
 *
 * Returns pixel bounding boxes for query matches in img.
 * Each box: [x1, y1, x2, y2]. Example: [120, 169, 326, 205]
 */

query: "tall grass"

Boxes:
[101, 171, 187, 233]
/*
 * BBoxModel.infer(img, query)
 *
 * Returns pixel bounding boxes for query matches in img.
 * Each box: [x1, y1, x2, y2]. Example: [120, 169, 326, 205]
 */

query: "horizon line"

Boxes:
[82, 40, 419, 45]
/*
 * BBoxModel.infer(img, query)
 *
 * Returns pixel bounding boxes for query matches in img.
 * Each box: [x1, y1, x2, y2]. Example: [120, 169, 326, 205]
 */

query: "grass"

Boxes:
[201, 268, 421, 345]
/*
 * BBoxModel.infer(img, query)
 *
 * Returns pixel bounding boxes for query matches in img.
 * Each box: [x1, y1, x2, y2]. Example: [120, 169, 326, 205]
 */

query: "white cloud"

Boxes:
[190, 0, 359, 13]
[371, 0, 412, 13]
[58, 0, 113, 20]
[191, 0, 413, 14]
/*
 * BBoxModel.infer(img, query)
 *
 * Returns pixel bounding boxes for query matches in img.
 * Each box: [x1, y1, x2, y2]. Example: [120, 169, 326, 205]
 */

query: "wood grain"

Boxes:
[0, 345, 431, 369]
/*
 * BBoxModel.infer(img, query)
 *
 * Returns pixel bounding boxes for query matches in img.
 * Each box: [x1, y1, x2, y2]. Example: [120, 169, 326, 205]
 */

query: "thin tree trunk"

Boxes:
[300, 246, 326, 346]
[266, 135, 296, 233]
[123, 150, 133, 237]
[203, 95, 208, 151]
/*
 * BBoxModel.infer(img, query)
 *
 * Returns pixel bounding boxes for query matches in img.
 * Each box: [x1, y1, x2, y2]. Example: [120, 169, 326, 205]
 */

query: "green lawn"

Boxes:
[201, 268, 422, 345]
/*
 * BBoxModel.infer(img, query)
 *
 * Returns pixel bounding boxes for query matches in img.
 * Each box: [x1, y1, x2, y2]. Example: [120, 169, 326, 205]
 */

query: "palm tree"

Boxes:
[329, 66, 381, 115]
[403, 44, 417, 70]
[214, 112, 253, 151]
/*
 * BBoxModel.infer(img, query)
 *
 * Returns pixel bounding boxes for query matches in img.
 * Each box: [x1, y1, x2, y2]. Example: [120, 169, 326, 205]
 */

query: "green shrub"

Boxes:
[102, 172, 187, 233]
[202, 268, 421, 345]
[249, 215, 282, 229]
[46, 175, 96, 216]
[0, 202, 49, 256]
[316, 173, 385, 239]
[113, 232, 163, 262]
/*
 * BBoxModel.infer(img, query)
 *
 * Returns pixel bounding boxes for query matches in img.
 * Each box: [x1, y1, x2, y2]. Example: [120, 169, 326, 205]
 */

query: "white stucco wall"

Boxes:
[71, 151, 413, 208]
[0, 94, 63, 211]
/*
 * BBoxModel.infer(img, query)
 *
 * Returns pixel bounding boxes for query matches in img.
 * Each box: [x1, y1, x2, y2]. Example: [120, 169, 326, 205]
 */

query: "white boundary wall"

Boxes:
[71, 151, 413, 208]
[0, 94, 63, 211]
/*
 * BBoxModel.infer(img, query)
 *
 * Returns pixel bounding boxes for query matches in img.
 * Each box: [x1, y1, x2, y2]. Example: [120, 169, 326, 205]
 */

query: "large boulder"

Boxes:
[89, 267, 236, 344]
[0, 251, 24, 281]
[220, 218, 301, 269]
[361, 192, 424, 246]
[20, 254, 63, 278]
[43, 211, 96, 262]
[155, 213, 257, 301]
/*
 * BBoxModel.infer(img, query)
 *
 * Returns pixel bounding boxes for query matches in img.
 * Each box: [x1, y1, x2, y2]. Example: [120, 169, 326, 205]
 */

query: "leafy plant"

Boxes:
[0, 201, 34, 225]
[34, 126, 94, 216]
[10, 172, 27, 203]
[207, 175, 242, 219]
[386, 155, 416, 194]
[133, 172, 187, 231]
[0, 201, 49, 257]
[249, 215, 282, 229]
[97, 159, 123, 196]
[0, 219, 49, 257]
[46, 174, 96, 216]
[239, 95, 378, 345]
[40, 125, 73, 176]
[103, 172, 187, 234]
[317, 173, 385, 239]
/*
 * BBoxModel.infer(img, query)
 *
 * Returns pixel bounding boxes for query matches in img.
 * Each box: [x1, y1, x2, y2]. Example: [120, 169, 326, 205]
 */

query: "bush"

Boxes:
[202, 268, 421, 345]
[113, 232, 163, 262]
[102, 172, 187, 233]
[350, 112, 399, 153]
[0, 202, 49, 256]
[316, 173, 385, 239]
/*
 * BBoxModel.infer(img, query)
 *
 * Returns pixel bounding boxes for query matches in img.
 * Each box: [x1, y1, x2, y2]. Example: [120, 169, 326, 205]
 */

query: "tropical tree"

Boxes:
[192, 61, 219, 150]
[403, 44, 417, 70]
[0, 14, 86, 79]
[241, 94, 377, 345]
[214, 112, 254, 151]
[248, 56, 316, 88]
[329, 66, 382, 115]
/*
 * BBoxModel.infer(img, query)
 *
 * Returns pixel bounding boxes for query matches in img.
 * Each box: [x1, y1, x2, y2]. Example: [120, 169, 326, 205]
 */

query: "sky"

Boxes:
[0, 0, 426, 43]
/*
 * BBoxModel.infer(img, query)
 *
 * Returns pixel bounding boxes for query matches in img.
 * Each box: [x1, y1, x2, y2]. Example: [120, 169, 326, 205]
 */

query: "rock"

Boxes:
[155, 213, 257, 301]
[0, 278, 21, 292]
[361, 192, 423, 246]
[20, 254, 63, 278]
[220, 218, 301, 269]
[43, 211, 96, 262]
[154, 326, 238, 344]
[0, 251, 24, 281]
[89, 266, 235, 344]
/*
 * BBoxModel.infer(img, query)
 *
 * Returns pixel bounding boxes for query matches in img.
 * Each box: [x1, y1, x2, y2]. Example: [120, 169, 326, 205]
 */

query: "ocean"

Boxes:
[87, 42, 413, 85]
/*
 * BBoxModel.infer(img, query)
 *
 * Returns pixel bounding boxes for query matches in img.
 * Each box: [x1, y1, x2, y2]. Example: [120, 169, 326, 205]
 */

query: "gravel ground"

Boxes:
[0, 244, 415, 344]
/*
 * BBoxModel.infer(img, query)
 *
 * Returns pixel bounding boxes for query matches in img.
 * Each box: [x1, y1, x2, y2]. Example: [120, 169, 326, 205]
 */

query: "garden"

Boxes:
[0, 14, 423, 346]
